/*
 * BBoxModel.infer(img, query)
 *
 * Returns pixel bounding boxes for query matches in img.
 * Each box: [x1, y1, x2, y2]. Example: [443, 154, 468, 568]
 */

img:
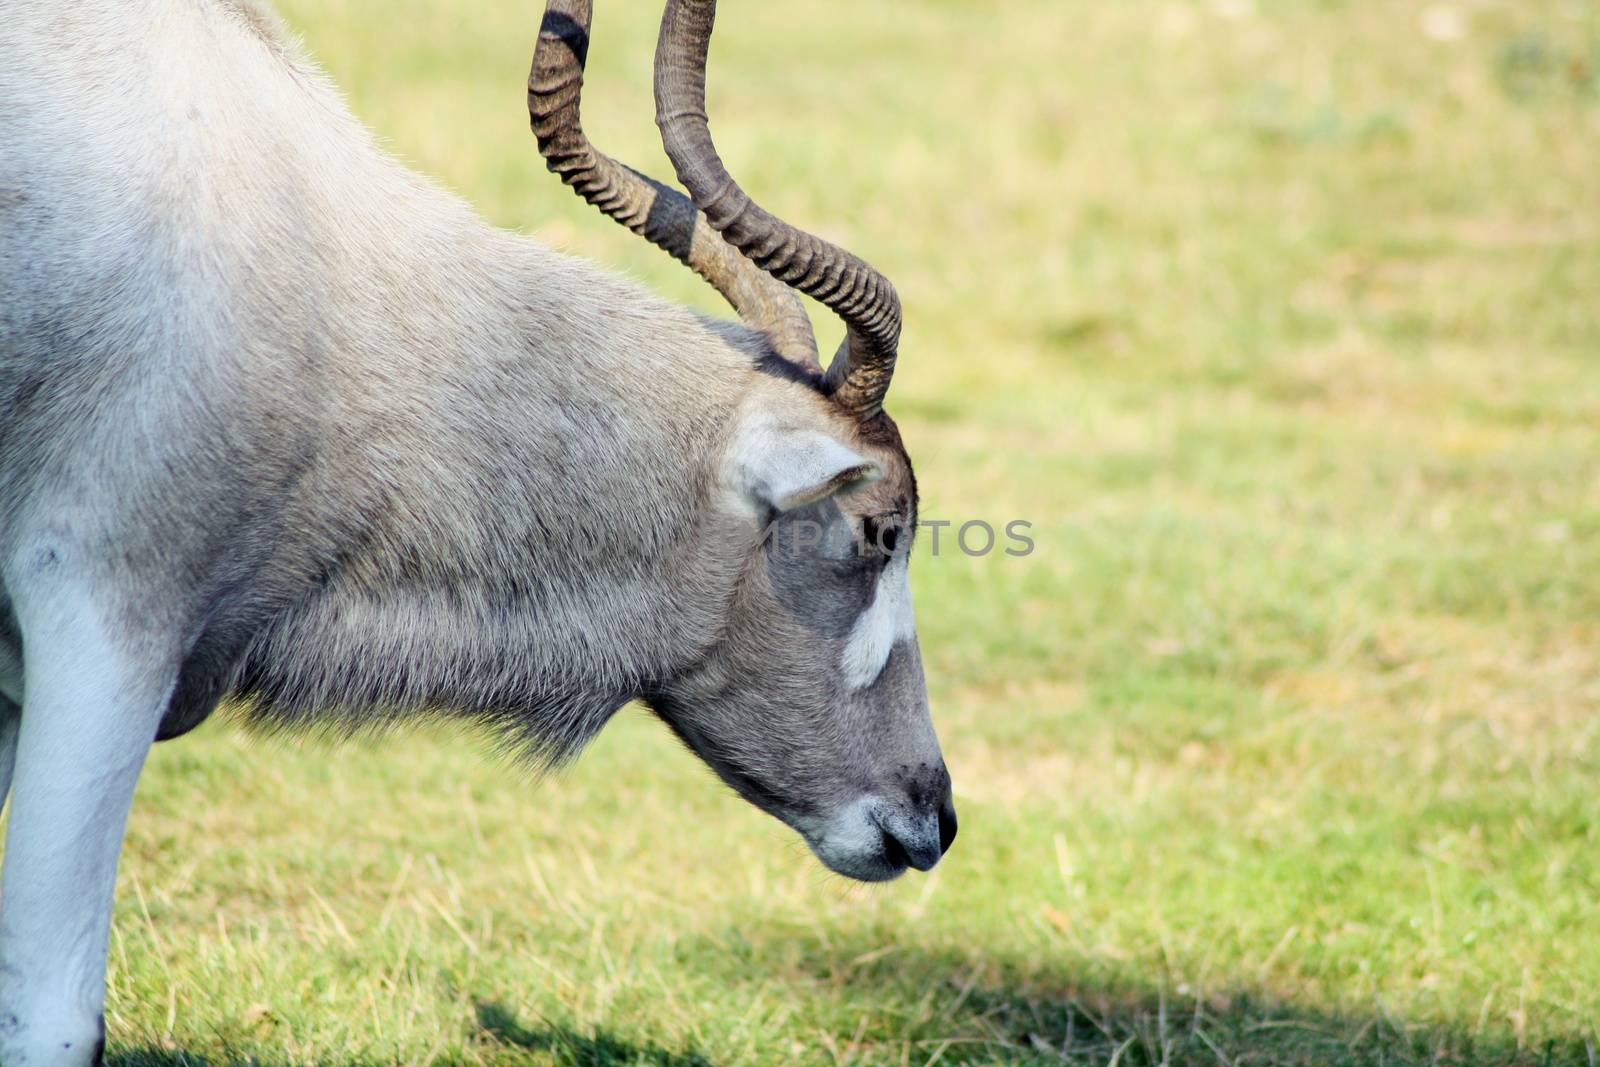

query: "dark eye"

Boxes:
[861, 515, 901, 556]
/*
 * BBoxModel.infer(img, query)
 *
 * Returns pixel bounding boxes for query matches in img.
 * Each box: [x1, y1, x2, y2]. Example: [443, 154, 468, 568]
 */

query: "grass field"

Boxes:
[89, 0, 1600, 1063]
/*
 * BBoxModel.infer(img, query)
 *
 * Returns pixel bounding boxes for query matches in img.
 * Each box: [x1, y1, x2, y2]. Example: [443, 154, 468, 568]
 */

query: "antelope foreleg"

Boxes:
[0, 581, 173, 1067]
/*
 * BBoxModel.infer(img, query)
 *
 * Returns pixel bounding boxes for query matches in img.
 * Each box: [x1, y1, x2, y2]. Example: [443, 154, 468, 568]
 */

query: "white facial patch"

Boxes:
[841, 554, 916, 689]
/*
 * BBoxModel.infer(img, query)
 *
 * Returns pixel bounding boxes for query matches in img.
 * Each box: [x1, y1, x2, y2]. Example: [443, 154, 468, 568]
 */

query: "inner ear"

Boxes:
[735, 426, 881, 514]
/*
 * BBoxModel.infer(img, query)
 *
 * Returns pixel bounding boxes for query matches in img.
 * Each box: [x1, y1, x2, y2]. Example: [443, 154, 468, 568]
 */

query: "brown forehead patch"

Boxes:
[850, 412, 918, 521]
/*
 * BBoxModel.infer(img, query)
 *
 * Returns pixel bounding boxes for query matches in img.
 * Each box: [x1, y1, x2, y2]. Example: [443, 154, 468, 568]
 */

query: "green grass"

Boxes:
[86, 0, 1600, 1062]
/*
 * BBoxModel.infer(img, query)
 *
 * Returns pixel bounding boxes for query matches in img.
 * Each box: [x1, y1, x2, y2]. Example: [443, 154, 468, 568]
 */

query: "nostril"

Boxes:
[938, 797, 958, 855]
[879, 825, 912, 870]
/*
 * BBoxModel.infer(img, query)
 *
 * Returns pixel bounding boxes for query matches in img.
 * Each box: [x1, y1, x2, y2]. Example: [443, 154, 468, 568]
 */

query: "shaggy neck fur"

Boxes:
[222, 240, 772, 760]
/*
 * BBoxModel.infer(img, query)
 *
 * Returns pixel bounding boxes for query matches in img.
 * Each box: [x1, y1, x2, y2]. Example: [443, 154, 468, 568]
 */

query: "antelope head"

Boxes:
[528, 0, 953, 881]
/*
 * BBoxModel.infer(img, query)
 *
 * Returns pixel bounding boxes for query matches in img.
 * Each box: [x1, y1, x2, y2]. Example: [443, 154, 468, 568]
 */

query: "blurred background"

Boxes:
[112, 1, 1598, 1063]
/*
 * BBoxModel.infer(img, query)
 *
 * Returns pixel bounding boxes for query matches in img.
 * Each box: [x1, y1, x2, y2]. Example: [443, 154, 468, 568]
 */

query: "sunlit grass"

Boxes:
[91, 0, 1600, 1063]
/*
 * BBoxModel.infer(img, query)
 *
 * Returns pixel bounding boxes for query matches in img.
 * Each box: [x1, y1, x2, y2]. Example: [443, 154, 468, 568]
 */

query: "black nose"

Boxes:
[876, 764, 956, 873]
[879, 777, 958, 873]
[880, 820, 941, 872]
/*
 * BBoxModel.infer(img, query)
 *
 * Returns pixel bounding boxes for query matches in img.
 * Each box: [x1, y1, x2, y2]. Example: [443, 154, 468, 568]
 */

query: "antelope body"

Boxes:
[0, 1, 952, 1063]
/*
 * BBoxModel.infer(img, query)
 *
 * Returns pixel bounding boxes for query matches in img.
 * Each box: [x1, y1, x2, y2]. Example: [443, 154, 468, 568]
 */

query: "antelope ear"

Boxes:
[734, 426, 881, 513]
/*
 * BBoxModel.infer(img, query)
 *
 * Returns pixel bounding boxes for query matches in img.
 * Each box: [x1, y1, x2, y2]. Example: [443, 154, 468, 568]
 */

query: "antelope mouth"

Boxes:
[798, 795, 949, 883]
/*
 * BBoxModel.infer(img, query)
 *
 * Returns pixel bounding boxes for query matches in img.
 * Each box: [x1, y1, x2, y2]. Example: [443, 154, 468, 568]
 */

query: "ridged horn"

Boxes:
[654, 0, 904, 419]
[529, 0, 819, 368]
